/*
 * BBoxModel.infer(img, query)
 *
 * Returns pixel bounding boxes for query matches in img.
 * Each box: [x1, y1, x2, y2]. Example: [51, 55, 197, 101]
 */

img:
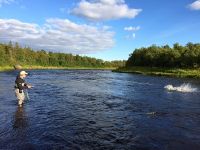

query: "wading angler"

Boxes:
[14, 71, 32, 107]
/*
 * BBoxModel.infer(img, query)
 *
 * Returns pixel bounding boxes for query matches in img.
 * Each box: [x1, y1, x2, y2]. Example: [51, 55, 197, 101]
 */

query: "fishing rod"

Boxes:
[25, 84, 34, 100]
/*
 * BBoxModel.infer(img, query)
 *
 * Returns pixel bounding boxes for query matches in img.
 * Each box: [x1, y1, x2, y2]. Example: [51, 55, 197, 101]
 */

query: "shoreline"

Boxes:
[2, 66, 200, 78]
[113, 66, 200, 78]
[0, 66, 116, 72]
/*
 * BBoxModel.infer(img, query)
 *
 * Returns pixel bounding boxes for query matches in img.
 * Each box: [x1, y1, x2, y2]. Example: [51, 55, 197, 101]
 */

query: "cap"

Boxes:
[20, 71, 28, 75]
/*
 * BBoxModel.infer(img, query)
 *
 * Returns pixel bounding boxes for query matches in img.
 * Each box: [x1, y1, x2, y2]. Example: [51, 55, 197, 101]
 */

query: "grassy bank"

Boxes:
[0, 66, 116, 72]
[113, 66, 200, 78]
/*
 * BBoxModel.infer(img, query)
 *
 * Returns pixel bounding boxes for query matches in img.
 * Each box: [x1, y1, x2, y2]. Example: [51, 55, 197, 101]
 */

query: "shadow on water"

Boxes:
[13, 106, 28, 129]
[10, 106, 36, 150]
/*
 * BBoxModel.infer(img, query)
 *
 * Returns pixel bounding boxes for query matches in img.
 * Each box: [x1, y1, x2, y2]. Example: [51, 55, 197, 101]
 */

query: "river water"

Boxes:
[0, 70, 200, 150]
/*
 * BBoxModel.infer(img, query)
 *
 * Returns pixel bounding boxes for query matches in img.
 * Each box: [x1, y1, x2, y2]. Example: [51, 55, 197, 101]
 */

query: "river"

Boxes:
[0, 70, 200, 150]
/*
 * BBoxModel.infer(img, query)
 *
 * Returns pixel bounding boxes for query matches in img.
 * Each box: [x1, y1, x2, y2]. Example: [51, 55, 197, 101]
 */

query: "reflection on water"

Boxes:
[0, 70, 200, 150]
[13, 106, 28, 129]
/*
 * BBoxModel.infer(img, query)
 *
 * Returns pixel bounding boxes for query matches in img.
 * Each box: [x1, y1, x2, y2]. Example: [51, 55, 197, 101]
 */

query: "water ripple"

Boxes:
[0, 70, 200, 150]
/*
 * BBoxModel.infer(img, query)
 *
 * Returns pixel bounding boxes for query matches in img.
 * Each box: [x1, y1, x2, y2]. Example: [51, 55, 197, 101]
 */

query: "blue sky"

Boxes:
[0, 0, 200, 60]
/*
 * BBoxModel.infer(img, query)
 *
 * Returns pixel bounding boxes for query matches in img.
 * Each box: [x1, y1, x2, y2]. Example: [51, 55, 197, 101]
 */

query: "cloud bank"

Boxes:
[0, 18, 115, 54]
[188, 0, 200, 10]
[72, 0, 142, 21]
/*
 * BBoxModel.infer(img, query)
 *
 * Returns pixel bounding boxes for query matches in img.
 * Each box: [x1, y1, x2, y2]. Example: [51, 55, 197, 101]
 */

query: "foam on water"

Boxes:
[164, 83, 197, 93]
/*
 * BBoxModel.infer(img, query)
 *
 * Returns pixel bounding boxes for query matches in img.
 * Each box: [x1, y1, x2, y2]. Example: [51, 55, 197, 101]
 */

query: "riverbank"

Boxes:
[113, 66, 200, 78]
[0, 66, 116, 72]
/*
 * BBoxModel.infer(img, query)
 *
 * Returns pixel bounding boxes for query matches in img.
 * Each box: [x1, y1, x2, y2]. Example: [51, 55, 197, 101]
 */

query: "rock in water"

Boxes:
[13, 64, 22, 70]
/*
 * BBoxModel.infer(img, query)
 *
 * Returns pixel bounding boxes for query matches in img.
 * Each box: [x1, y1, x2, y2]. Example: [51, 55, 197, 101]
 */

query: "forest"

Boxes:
[0, 42, 125, 69]
[126, 43, 200, 68]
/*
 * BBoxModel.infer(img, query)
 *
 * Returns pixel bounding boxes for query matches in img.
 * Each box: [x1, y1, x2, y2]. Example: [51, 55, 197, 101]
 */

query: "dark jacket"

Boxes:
[15, 75, 28, 93]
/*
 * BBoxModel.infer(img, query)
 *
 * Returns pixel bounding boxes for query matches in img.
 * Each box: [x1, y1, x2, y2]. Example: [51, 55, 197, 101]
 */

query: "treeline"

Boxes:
[0, 42, 125, 68]
[126, 43, 200, 68]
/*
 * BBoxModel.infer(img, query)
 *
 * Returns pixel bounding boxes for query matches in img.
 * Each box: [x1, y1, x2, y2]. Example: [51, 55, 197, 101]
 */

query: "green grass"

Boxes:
[113, 66, 200, 78]
[0, 65, 116, 72]
[2, 65, 199, 78]
[0, 66, 14, 72]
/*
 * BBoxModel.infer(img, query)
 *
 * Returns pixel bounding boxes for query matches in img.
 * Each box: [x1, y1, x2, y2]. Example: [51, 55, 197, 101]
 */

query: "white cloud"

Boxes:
[132, 33, 136, 38]
[0, 18, 115, 54]
[71, 0, 142, 21]
[124, 26, 140, 31]
[124, 26, 140, 40]
[125, 33, 136, 40]
[0, 0, 15, 7]
[188, 0, 200, 10]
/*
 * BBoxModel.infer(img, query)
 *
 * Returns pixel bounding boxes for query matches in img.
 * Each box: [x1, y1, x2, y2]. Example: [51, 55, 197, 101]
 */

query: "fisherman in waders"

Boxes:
[15, 71, 32, 107]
